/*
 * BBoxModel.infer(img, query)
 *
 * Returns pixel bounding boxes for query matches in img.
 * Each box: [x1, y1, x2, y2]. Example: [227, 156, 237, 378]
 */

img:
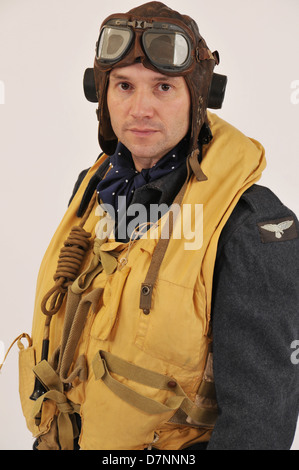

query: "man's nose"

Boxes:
[129, 88, 154, 119]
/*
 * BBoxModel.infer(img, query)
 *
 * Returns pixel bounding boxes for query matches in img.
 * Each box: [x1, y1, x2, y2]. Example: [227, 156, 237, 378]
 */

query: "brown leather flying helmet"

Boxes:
[89, 2, 223, 155]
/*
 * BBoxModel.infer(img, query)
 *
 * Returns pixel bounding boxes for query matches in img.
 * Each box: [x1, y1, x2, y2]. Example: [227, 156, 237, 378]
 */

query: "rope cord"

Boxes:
[40, 192, 97, 323]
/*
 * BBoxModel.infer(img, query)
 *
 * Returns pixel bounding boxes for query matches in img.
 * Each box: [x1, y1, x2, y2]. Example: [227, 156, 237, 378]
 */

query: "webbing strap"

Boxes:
[92, 350, 218, 427]
[196, 380, 217, 401]
[139, 172, 188, 313]
[57, 287, 103, 384]
[71, 237, 119, 295]
[50, 235, 119, 384]
[32, 360, 80, 450]
[139, 150, 208, 313]
[188, 149, 208, 182]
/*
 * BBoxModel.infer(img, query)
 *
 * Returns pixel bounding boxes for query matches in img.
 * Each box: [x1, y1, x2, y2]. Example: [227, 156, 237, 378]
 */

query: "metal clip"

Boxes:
[118, 257, 128, 270]
[147, 432, 160, 450]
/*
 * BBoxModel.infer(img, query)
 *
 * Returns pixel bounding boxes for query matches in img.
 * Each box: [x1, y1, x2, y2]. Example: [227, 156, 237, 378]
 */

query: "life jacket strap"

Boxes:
[31, 359, 80, 450]
[139, 149, 208, 315]
[92, 349, 218, 429]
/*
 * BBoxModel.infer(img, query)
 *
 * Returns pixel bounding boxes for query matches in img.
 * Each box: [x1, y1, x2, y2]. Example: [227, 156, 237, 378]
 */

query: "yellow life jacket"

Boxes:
[18, 112, 266, 450]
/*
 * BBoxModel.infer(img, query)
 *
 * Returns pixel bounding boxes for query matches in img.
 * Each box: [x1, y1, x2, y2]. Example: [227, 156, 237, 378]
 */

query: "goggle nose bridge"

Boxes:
[127, 19, 154, 29]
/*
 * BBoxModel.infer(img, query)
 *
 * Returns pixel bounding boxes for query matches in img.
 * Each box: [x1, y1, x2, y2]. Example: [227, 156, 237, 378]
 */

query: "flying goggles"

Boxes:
[96, 18, 195, 72]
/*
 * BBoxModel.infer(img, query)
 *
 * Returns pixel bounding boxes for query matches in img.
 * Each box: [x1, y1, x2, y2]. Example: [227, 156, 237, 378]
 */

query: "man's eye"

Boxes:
[159, 83, 171, 92]
[119, 82, 130, 91]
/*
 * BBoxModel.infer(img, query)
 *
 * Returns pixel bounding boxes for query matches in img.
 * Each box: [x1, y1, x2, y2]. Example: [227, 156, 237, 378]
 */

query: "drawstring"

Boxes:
[0, 333, 32, 372]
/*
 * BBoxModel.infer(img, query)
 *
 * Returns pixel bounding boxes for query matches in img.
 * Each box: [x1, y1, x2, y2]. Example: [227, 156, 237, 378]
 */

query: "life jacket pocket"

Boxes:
[135, 278, 207, 371]
[90, 265, 131, 341]
[79, 349, 179, 449]
[18, 334, 57, 438]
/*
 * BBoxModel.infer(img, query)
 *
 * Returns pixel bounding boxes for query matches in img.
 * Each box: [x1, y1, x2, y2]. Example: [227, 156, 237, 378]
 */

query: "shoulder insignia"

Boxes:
[257, 216, 298, 243]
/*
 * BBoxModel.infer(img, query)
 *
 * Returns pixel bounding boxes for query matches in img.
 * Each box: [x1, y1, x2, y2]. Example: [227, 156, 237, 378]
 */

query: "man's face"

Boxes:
[107, 63, 191, 171]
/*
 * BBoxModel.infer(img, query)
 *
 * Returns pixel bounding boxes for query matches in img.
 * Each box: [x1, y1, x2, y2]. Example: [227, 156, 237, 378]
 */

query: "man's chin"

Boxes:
[125, 142, 165, 162]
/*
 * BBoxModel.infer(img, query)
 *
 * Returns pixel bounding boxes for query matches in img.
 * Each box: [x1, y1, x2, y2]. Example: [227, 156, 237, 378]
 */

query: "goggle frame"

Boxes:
[95, 18, 194, 73]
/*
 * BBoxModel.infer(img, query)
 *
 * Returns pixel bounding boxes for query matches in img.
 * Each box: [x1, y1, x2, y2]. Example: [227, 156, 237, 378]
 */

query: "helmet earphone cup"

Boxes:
[83, 68, 98, 103]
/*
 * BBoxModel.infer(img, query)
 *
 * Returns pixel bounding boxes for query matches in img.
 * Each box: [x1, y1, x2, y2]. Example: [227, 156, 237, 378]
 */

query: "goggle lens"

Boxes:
[143, 32, 189, 67]
[97, 27, 132, 62]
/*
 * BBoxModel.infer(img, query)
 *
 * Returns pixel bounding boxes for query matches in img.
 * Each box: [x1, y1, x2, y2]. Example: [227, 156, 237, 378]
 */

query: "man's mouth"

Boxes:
[128, 128, 159, 136]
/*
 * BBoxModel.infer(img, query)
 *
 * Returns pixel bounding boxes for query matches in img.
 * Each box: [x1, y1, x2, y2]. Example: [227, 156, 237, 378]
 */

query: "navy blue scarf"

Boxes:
[96, 139, 188, 215]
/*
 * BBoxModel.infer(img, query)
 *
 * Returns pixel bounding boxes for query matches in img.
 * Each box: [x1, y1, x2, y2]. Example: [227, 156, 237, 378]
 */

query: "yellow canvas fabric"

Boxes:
[19, 112, 266, 449]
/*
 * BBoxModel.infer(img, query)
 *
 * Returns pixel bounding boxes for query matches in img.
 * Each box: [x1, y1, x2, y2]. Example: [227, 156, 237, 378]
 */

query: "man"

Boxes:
[20, 2, 299, 450]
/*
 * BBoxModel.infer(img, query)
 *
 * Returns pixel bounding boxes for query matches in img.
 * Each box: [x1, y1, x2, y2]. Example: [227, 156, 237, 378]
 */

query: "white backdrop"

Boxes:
[0, 0, 298, 450]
